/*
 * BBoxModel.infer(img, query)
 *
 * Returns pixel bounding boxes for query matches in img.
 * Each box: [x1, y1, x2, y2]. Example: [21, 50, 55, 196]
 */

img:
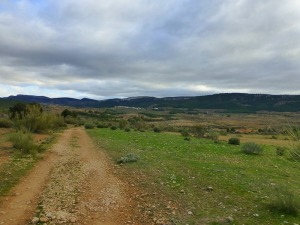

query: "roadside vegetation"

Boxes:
[0, 102, 64, 196]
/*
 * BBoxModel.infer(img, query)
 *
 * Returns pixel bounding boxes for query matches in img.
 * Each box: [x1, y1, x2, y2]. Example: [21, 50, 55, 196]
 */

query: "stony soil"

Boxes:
[0, 127, 148, 225]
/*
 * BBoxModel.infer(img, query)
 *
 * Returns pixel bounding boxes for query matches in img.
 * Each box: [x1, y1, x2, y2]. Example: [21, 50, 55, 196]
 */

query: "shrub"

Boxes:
[84, 123, 95, 129]
[228, 137, 240, 145]
[111, 126, 117, 130]
[192, 125, 206, 138]
[117, 153, 139, 164]
[61, 109, 77, 118]
[206, 131, 219, 141]
[11, 103, 65, 133]
[64, 115, 77, 125]
[268, 186, 299, 216]
[184, 136, 191, 141]
[97, 123, 108, 128]
[119, 119, 128, 130]
[124, 127, 131, 132]
[8, 131, 37, 155]
[0, 118, 13, 128]
[241, 142, 263, 155]
[181, 129, 190, 141]
[276, 146, 286, 156]
[153, 127, 161, 133]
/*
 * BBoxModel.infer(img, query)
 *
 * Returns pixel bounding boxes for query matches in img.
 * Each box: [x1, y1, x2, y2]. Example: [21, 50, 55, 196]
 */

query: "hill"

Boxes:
[3, 93, 300, 112]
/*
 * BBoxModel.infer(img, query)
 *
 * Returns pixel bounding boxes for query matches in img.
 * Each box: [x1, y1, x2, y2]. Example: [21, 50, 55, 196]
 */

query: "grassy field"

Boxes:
[88, 128, 300, 225]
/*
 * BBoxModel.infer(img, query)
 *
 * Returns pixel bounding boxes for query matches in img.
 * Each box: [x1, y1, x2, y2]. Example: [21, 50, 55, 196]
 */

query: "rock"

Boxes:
[206, 186, 213, 191]
[56, 211, 69, 221]
[40, 216, 49, 222]
[32, 217, 39, 224]
[69, 217, 77, 223]
[187, 211, 193, 215]
[45, 212, 53, 219]
[226, 216, 234, 223]
[156, 218, 166, 224]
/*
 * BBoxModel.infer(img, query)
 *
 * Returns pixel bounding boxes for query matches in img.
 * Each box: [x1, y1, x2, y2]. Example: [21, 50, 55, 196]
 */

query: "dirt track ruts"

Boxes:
[0, 127, 135, 225]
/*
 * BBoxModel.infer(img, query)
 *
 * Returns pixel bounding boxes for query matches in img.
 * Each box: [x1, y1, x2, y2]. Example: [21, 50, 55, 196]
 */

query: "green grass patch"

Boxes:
[0, 155, 37, 196]
[0, 132, 58, 197]
[88, 129, 300, 224]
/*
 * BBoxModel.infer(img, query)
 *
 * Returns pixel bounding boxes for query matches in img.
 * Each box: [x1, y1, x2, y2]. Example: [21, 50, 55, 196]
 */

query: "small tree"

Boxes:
[61, 109, 77, 118]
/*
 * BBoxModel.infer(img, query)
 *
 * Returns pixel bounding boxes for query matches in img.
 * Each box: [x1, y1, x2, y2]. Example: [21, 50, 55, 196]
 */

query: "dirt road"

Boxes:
[0, 127, 138, 225]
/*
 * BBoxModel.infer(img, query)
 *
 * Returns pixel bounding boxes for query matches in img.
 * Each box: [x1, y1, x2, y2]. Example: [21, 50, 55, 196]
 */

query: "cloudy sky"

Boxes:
[0, 0, 300, 99]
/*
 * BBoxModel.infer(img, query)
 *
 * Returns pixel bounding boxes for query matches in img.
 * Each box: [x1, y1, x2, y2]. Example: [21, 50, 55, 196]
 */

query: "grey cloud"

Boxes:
[0, 0, 300, 98]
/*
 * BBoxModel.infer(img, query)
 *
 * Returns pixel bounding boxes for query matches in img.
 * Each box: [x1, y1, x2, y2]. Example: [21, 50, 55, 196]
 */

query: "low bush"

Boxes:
[181, 129, 189, 137]
[8, 131, 37, 155]
[0, 118, 13, 128]
[276, 146, 286, 156]
[119, 119, 128, 130]
[13, 111, 65, 133]
[153, 127, 161, 133]
[268, 186, 300, 216]
[84, 123, 95, 129]
[192, 125, 206, 138]
[64, 116, 84, 126]
[117, 153, 139, 164]
[206, 131, 219, 141]
[184, 136, 190, 141]
[228, 137, 240, 145]
[111, 126, 117, 130]
[241, 142, 263, 155]
[97, 123, 109, 128]
[124, 127, 131, 132]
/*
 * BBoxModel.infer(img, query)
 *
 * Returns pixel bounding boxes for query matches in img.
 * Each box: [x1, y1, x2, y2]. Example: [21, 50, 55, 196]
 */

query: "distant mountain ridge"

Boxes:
[3, 93, 300, 112]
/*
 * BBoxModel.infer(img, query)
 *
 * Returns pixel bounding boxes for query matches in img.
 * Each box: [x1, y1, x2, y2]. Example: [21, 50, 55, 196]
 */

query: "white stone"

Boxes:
[32, 217, 39, 224]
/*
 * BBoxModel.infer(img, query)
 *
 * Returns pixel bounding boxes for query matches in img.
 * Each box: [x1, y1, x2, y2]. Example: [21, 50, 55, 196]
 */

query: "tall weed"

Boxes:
[289, 144, 300, 161]
[285, 127, 300, 161]
[9, 131, 38, 155]
[13, 110, 65, 133]
[268, 186, 300, 216]
[241, 142, 263, 155]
